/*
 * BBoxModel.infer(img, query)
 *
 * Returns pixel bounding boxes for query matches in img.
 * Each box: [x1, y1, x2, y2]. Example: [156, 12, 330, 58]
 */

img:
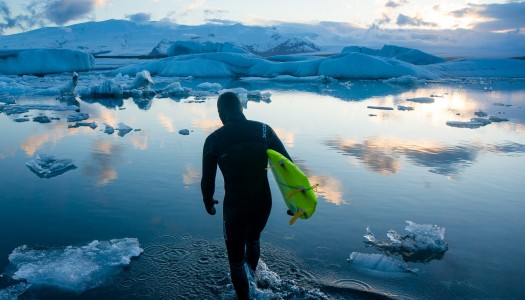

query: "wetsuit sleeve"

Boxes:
[201, 133, 218, 205]
[267, 125, 292, 162]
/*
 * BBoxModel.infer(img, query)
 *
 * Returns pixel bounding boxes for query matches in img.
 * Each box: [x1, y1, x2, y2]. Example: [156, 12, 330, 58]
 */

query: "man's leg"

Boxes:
[224, 220, 249, 299]
[245, 210, 270, 272]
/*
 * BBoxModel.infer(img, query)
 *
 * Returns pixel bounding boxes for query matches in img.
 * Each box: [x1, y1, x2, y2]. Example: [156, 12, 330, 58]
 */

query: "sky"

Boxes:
[1, 0, 524, 35]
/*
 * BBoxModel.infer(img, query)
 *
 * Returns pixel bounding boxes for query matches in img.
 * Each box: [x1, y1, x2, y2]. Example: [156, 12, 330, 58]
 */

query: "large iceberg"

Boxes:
[167, 40, 249, 56]
[115, 51, 439, 80]
[343, 45, 446, 65]
[0, 49, 95, 75]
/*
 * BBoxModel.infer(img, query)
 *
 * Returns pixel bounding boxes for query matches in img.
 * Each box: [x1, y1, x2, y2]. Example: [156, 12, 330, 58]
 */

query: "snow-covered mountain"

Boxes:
[0, 20, 324, 57]
[1, 19, 523, 59]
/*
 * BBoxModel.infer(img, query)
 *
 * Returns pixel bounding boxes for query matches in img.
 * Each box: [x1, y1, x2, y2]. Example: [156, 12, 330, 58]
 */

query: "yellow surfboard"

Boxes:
[267, 149, 318, 225]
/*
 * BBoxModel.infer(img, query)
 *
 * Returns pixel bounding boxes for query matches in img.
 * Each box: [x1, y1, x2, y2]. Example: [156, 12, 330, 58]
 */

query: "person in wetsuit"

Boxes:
[201, 91, 291, 299]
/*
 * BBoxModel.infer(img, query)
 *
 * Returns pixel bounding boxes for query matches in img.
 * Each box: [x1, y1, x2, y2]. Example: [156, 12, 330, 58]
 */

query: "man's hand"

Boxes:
[205, 199, 219, 215]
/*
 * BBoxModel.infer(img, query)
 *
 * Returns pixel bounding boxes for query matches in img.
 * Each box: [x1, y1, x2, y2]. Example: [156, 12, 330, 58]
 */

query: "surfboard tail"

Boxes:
[289, 210, 305, 225]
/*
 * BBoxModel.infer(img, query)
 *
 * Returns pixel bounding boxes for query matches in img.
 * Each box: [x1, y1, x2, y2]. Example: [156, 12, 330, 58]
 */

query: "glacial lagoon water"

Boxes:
[1, 78, 525, 299]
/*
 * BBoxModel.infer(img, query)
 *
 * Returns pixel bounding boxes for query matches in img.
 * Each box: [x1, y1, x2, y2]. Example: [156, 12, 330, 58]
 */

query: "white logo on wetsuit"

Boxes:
[262, 124, 267, 139]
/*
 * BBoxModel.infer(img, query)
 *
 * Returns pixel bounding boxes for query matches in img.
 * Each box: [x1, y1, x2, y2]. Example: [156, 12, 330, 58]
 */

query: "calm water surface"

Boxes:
[1, 79, 525, 299]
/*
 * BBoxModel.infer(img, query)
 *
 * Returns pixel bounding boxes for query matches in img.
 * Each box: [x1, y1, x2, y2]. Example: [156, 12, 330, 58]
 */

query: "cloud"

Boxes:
[396, 14, 437, 27]
[44, 0, 97, 25]
[450, 2, 525, 31]
[0, 0, 46, 34]
[385, 0, 408, 9]
[127, 12, 151, 23]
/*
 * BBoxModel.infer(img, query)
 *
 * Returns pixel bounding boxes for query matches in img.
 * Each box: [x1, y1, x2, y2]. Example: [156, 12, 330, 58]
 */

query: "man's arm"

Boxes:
[267, 125, 292, 162]
[201, 134, 219, 215]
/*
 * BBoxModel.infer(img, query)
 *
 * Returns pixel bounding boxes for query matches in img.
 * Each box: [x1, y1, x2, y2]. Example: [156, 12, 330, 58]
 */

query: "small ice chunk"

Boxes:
[407, 97, 434, 103]
[124, 70, 154, 90]
[446, 121, 484, 129]
[383, 75, 420, 85]
[398, 105, 414, 111]
[474, 110, 488, 117]
[67, 112, 89, 122]
[0, 95, 16, 104]
[33, 115, 51, 123]
[196, 82, 222, 91]
[347, 252, 416, 273]
[470, 118, 491, 126]
[14, 117, 30, 122]
[489, 116, 509, 122]
[365, 221, 448, 263]
[367, 106, 394, 110]
[116, 122, 132, 137]
[179, 129, 190, 135]
[26, 154, 76, 178]
[77, 121, 98, 129]
[103, 124, 115, 135]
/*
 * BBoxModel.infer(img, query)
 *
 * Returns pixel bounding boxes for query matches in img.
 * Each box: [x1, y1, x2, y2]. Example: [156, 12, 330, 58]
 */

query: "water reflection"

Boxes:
[326, 137, 525, 176]
[20, 123, 68, 156]
[309, 175, 345, 205]
[157, 114, 176, 133]
[82, 139, 123, 185]
[183, 164, 200, 186]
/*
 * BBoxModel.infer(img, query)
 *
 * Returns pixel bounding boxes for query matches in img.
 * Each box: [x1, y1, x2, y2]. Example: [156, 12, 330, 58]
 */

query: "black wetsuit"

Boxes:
[201, 113, 290, 299]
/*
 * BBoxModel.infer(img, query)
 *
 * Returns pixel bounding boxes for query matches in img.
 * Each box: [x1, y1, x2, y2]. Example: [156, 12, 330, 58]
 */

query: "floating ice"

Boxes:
[79, 79, 124, 98]
[179, 129, 190, 135]
[67, 112, 89, 122]
[124, 70, 154, 90]
[367, 106, 394, 110]
[69, 121, 97, 129]
[7, 238, 143, 291]
[446, 120, 485, 129]
[384, 75, 421, 85]
[474, 110, 488, 117]
[14, 117, 30, 122]
[342, 45, 446, 65]
[0, 104, 78, 115]
[103, 124, 115, 135]
[32, 115, 51, 123]
[196, 82, 222, 91]
[398, 105, 414, 111]
[26, 154, 76, 178]
[489, 116, 509, 122]
[116, 122, 132, 137]
[470, 117, 492, 126]
[347, 252, 417, 273]
[407, 97, 434, 103]
[0, 282, 31, 300]
[364, 221, 448, 263]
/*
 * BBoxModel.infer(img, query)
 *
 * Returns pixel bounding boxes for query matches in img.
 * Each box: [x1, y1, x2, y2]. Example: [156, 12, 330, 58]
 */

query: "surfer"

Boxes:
[201, 91, 291, 299]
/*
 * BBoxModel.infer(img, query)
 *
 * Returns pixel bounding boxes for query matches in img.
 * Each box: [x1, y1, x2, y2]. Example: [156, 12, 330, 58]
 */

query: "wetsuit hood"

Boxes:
[218, 91, 244, 124]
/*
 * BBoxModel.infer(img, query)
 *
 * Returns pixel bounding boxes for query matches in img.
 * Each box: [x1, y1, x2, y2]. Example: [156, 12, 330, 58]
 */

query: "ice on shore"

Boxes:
[364, 221, 448, 263]
[0, 282, 31, 300]
[7, 238, 142, 291]
[347, 252, 417, 273]
[26, 154, 76, 178]
[0, 49, 94, 75]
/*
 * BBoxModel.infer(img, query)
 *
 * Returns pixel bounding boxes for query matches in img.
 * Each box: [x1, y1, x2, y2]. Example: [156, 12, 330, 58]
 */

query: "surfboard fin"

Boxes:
[289, 210, 305, 225]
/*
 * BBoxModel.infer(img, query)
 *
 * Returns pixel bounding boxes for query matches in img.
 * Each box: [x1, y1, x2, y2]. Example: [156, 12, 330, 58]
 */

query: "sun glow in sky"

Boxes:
[1, 0, 523, 35]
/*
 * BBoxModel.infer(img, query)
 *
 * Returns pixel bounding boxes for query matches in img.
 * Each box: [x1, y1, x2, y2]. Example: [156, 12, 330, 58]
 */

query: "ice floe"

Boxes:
[367, 106, 394, 110]
[342, 45, 446, 65]
[26, 154, 76, 178]
[398, 105, 415, 111]
[67, 112, 89, 122]
[116, 122, 133, 137]
[347, 252, 417, 273]
[0, 282, 31, 300]
[179, 129, 190, 135]
[364, 221, 448, 263]
[32, 115, 52, 123]
[103, 124, 115, 135]
[407, 97, 435, 103]
[7, 238, 142, 291]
